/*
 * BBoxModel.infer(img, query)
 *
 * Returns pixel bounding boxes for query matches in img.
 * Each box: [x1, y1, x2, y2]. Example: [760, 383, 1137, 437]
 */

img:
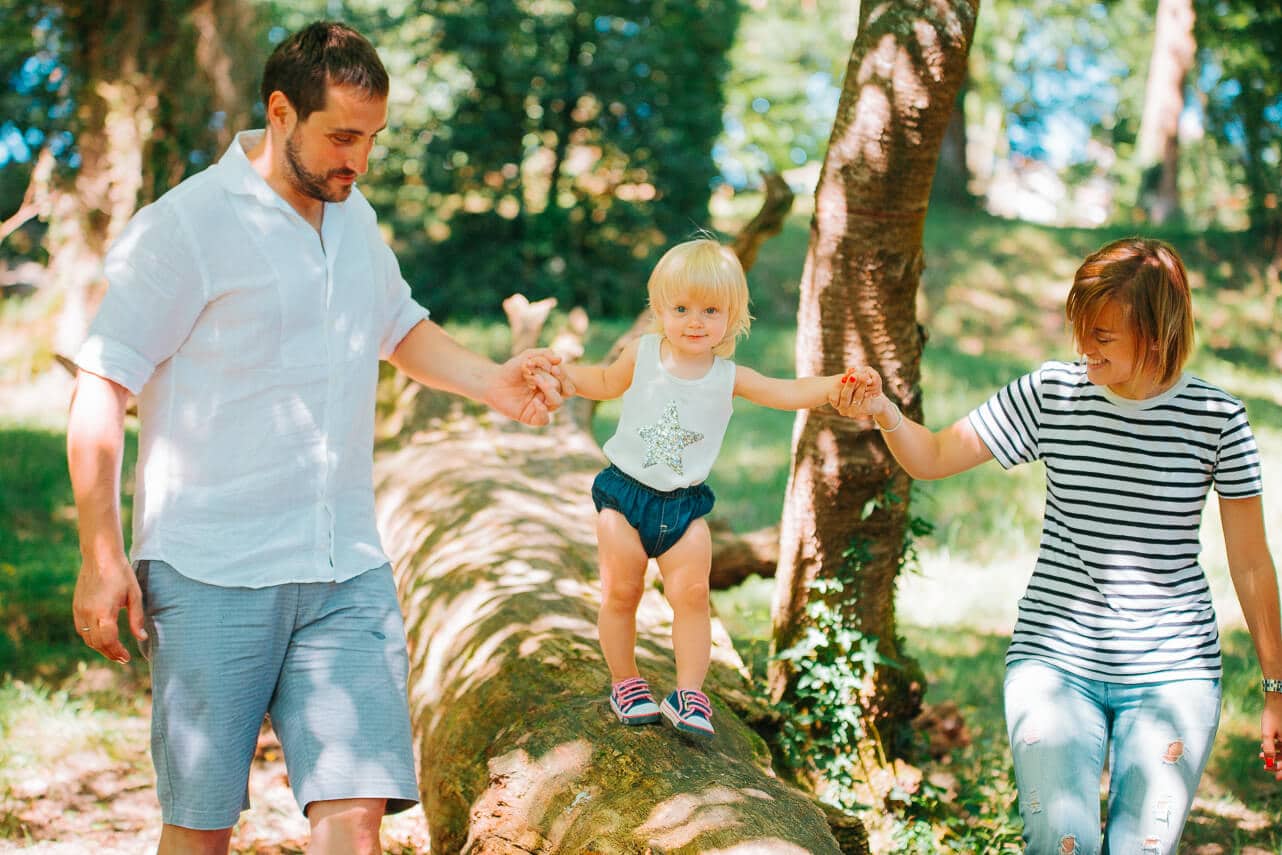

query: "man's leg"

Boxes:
[158, 825, 234, 855]
[271, 565, 419, 840]
[140, 561, 294, 840]
[308, 798, 386, 855]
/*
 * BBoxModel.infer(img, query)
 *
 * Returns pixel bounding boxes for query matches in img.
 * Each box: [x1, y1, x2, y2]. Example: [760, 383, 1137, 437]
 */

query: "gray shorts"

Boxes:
[137, 560, 418, 830]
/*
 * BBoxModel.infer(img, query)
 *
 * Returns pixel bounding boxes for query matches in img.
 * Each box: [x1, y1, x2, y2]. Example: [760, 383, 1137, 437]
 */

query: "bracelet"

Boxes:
[877, 400, 904, 433]
[1264, 678, 1282, 694]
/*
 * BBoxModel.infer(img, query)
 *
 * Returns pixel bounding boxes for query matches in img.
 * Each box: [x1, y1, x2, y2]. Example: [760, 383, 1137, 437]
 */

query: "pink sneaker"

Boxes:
[660, 689, 714, 740]
[609, 677, 661, 725]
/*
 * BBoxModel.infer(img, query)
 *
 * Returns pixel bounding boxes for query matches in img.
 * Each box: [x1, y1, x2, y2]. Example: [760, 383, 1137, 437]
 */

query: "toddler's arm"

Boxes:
[831, 366, 992, 480]
[559, 339, 640, 402]
[732, 365, 850, 411]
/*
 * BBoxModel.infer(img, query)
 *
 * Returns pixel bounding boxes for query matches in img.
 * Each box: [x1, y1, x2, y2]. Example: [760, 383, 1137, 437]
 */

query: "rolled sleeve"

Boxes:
[74, 334, 156, 395]
[76, 200, 208, 391]
[372, 239, 429, 359]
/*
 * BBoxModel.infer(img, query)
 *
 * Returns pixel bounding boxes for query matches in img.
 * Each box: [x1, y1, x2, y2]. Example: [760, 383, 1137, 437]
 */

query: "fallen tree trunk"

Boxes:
[373, 175, 868, 852]
[374, 409, 866, 853]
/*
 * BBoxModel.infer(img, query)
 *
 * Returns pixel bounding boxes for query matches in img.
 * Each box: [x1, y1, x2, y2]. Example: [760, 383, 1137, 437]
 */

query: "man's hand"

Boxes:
[72, 553, 147, 664]
[487, 348, 576, 426]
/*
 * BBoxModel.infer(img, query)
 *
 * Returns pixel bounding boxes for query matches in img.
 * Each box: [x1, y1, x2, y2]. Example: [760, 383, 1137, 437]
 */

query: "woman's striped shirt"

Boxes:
[968, 361, 1263, 683]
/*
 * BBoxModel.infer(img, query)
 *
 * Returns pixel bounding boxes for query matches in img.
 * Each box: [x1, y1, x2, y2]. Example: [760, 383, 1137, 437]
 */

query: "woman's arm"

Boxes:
[732, 365, 844, 411]
[1220, 493, 1282, 777]
[831, 366, 993, 480]
[563, 339, 639, 402]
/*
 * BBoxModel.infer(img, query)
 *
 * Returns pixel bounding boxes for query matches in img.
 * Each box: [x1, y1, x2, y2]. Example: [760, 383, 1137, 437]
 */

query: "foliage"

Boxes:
[351, 0, 741, 321]
[715, 0, 858, 186]
[0, 424, 139, 680]
[771, 490, 932, 815]
[1193, 0, 1282, 240]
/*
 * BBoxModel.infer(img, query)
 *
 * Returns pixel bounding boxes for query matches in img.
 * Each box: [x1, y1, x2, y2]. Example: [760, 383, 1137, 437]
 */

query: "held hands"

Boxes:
[72, 553, 147, 665]
[491, 348, 576, 426]
[830, 366, 894, 421]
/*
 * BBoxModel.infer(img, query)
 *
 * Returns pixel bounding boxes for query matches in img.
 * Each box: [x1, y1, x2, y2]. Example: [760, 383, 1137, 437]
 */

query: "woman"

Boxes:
[831, 237, 1282, 852]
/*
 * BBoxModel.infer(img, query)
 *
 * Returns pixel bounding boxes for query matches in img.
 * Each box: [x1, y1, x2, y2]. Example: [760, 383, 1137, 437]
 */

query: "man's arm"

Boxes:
[388, 319, 568, 426]
[67, 370, 147, 664]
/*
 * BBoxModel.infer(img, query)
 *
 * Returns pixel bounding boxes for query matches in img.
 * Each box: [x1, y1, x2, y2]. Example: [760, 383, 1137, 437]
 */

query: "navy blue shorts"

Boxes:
[591, 465, 716, 558]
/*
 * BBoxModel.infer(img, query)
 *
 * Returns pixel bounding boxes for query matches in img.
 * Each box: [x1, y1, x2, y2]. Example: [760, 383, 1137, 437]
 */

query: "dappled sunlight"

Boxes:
[636, 784, 776, 848]
[464, 740, 596, 847]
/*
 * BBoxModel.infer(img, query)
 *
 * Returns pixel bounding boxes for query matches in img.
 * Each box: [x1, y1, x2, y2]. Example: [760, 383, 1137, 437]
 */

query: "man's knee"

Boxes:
[308, 798, 386, 855]
[159, 824, 234, 855]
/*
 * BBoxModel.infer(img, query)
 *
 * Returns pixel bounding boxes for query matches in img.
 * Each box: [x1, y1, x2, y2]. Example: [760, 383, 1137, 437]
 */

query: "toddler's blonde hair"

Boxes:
[646, 238, 752, 358]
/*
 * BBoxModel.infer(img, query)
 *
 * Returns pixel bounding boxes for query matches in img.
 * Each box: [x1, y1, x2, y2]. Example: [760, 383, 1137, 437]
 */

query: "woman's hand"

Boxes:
[830, 366, 893, 421]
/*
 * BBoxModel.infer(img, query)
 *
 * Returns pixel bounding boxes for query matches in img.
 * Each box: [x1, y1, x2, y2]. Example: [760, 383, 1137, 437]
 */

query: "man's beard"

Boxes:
[285, 130, 356, 203]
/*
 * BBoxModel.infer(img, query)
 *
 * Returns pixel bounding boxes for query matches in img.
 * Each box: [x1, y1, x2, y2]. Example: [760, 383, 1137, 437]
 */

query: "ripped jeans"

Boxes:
[1004, 658, 1220, 855]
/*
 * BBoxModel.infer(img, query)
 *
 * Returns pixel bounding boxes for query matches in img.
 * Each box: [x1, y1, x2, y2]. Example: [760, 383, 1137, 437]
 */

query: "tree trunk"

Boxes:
[770, 0, 979, 789]
[374, 409, 864, 853]
[1135, 0, 1195, 226]
[44, 0, 260, 359]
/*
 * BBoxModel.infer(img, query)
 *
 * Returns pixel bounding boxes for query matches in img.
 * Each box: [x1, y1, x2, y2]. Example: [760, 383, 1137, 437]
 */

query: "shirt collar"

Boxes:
[217, 130, 282, 207]
[217, 130, 351, 237]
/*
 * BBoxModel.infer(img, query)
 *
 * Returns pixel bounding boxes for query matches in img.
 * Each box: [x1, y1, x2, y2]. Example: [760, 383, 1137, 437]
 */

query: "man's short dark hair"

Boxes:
[260, 21, 389, 121]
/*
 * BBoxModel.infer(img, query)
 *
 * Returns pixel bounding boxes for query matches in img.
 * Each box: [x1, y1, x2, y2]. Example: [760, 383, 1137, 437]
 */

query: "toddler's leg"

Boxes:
[656, 518, 712, 690]
[596, 508, 650, 682]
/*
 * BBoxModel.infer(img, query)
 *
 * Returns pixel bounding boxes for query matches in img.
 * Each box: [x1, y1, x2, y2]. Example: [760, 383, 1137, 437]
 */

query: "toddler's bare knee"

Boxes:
[667, 580, 710, 613]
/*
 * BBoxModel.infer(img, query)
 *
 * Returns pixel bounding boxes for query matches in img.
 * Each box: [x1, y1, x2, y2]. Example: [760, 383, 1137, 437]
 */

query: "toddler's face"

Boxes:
[659, 291, 729, 358]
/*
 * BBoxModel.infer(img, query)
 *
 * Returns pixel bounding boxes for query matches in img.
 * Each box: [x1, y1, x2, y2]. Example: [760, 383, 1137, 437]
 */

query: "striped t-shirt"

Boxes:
[968, 360, 1263, 684]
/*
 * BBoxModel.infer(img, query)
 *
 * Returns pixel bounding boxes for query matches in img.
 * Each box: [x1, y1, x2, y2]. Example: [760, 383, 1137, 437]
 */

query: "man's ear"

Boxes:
[265, 90, 296, 133]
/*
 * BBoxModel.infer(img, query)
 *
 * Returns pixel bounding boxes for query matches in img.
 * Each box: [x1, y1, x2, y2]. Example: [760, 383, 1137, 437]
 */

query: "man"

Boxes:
[67, 21, 568, 855]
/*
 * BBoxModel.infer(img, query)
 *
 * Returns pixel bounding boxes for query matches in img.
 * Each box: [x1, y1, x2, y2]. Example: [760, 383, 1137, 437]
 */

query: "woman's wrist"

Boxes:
[1263, 677, 1282, 694]
[875, 397, 904, 432]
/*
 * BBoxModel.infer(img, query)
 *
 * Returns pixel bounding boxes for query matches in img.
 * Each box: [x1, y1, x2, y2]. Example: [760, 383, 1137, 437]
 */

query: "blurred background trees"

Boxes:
[2, 0, 1278, 328]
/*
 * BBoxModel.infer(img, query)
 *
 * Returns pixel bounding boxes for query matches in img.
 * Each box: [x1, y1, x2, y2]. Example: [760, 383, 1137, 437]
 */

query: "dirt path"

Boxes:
[0, 695, 430, 854]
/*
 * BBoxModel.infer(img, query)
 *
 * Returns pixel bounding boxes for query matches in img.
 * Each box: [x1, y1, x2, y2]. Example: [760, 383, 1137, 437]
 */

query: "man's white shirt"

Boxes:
[76, 130, 429, 587]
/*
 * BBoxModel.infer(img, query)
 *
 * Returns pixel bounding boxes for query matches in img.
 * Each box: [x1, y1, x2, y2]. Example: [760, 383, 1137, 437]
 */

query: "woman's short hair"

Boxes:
[647, 238, 753, 358]
[260, 21, 389, 121]
[1066, 237, 1195, 386]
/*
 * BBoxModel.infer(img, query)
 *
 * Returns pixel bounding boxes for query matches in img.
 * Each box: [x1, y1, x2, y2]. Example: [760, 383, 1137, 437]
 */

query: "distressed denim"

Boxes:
[1004, 658, 1221, 855]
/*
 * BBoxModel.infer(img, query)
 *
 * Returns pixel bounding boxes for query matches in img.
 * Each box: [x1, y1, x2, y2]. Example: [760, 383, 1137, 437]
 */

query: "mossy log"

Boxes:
[373, 410, 866, 853]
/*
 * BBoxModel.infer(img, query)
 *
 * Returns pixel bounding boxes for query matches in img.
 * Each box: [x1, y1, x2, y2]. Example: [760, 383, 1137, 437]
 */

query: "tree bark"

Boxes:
[374, 411, 863, 853]
[1135, 0, 1195, 225]
[770, 0, 979, 766]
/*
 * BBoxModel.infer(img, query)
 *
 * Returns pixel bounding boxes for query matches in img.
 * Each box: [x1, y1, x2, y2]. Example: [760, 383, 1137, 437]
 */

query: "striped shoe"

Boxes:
[660, 689, 714, 740]
[609, 677, 661, 725]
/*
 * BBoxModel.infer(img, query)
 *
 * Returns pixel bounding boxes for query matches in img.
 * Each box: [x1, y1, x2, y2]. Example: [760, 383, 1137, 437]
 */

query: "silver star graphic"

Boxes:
[637, 400, 704, 475]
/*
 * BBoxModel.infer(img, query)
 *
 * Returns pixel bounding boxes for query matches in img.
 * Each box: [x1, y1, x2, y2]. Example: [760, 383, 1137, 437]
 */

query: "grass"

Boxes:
[1, 200, 1279, 850]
